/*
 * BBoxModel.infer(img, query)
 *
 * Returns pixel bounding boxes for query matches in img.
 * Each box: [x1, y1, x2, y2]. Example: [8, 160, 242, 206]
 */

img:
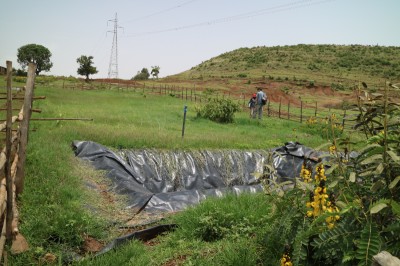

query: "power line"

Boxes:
[124, 0, 335, 37]
[124, 0, 199, 23]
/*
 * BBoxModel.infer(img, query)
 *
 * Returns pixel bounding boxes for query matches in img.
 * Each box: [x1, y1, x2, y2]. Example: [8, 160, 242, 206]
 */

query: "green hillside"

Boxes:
[172, 44, 400, 87]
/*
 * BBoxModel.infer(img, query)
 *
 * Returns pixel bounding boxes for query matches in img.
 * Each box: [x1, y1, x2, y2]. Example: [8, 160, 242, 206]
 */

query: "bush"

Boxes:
[196, 98, 240, 123]
[132, 68, 150, 80]
[260, 81, 400, 265]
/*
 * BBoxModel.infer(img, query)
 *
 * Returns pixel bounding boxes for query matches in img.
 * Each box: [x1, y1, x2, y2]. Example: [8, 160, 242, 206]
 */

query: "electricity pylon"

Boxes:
[107, 13, 122, 79]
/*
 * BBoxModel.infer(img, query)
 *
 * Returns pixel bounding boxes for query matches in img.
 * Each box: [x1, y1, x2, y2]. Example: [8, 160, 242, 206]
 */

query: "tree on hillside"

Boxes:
[151, 66, 160, 79]
[17, 44, 53, 75]
[132, 68, 150, 80]
[76, 55, 98, 82]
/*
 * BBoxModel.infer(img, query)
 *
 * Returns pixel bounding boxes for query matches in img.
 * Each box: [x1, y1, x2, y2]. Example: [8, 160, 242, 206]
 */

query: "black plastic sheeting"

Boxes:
[72, 141, 335, 213]
[95, 224, 177, 257]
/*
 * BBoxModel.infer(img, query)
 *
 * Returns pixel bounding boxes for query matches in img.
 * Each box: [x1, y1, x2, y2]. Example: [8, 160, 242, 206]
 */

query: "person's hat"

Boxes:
[252, 93, 256, 97]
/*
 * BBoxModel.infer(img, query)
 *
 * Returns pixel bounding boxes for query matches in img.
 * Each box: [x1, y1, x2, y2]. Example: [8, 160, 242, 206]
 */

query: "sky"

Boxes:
[1, 0, 399, 79]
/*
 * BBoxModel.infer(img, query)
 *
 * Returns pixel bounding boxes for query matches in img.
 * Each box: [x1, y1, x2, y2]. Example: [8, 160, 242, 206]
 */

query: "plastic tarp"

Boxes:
[72, 141, 334, 213]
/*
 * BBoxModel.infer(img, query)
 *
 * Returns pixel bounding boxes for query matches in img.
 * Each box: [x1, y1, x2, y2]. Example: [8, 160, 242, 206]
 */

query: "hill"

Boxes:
[162, 44, 400, 108]
[169, 44, 398, 84]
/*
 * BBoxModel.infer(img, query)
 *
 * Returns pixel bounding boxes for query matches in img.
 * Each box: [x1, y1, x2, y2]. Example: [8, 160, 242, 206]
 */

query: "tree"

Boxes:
[76, 55, 98, 82]
[151, 66, 160, 79]
[17, 44, 53, 75]
[132, 68, 150, 80]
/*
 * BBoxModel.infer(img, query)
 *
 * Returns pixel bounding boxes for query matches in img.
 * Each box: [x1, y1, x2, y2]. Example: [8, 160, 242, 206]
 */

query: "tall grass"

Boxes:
[75, 193, 270, 266]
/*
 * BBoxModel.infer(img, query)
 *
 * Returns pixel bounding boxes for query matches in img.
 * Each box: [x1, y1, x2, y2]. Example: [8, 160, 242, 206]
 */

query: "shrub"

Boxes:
[196, 98, 240, 123]
[262, 81, 400, 265]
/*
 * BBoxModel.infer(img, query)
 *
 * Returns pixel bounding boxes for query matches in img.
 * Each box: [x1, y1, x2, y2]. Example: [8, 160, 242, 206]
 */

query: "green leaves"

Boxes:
[355, 223, 381, 265]
[370, 203, 388, 214]
[389, 176, 400, 190]
[196, 98, 241, 123]
[17, 43, 53, 75]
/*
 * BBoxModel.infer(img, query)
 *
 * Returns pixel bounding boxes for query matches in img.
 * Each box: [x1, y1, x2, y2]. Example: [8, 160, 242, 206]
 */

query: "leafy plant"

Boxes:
[262, 81, 400, 265]
[195, 98, 240, 123]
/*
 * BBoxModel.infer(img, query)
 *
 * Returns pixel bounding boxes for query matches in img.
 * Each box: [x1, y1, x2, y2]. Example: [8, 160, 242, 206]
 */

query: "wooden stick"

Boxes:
[0, 179, 6, 215]
[15, 63, 36, 195]
[30, 118, 93, 121]
[0, 207, 7, 262]
[0, 108, 41, 113]
[5, 61, 14, 241]
[0, 96, 46, 100]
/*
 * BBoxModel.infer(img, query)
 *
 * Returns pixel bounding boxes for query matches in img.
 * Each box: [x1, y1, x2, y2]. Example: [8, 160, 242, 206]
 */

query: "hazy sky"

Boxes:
[1, 0, 399, 79]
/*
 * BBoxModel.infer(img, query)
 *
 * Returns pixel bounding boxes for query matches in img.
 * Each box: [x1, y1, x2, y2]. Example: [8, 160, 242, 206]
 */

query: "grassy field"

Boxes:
[1, 77, 362, 265]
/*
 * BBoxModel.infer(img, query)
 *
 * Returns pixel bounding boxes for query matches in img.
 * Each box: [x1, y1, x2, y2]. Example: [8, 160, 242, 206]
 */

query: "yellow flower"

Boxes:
[329, 145, 336, 154]
[307, 211, 313, 217]
[306, 202, 311, 208]
[327, 223, 335, 229]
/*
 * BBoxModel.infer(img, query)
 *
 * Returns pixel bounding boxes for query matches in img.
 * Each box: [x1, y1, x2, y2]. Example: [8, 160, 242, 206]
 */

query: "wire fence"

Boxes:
[60, 79, 359, 130]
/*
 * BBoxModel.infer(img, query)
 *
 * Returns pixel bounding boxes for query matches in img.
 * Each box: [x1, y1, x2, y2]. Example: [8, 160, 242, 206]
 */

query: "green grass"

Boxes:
[0, 78, 360, 265]
[30, 84, 334, 149]
[75, 193, 271, 266]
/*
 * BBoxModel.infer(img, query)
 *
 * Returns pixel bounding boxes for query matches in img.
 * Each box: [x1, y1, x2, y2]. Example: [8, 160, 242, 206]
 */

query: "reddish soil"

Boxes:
[93, 77, 361, 109]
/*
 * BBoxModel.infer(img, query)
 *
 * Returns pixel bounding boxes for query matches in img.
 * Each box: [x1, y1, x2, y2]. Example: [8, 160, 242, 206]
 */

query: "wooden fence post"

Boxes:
[279, 98, 282, 118]
[267, 101, 270, 117]
[300, 101, 303, 123]
[5, 61, 13, 241]
[15, 63, 37, 195]
[342, 109, 346, 131]
[315, 102, 318, 117]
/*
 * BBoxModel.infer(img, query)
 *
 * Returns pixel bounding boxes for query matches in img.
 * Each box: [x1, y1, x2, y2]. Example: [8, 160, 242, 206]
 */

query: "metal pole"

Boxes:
[182, 105, 187, 138]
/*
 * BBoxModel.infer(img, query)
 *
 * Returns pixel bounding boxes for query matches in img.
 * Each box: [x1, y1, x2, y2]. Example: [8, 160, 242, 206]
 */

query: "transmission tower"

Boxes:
[107, 13, 122, 79]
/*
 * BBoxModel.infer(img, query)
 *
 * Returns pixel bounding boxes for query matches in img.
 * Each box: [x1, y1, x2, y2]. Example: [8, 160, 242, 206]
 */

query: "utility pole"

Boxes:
[107, 13, 123, 79]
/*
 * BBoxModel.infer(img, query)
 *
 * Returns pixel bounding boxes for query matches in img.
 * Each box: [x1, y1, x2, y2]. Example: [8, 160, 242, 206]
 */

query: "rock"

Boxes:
[372, 251, 400, 266]
[10, 234, 29, 254]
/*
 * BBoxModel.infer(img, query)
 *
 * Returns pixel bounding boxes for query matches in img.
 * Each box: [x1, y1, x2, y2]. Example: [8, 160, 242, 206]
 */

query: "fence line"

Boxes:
[60, 80, 358, 130]
[0, 62, 36, 263]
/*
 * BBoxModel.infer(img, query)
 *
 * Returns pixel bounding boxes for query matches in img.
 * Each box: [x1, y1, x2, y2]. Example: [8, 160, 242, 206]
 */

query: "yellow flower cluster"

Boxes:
[305, 163, 340, 229]
[280, 253, 293, 266]
[300, 161, 312, 183]
[314, 164, 326, 183]
[306, 181, 328, 218]
[328, 144, 336, 154]
[325, 196, 340, 229]
[306, 117, 317, 125]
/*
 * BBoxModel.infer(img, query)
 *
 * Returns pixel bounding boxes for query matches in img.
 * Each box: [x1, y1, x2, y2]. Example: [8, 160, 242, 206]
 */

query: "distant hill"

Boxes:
[170, 44, 400, 88]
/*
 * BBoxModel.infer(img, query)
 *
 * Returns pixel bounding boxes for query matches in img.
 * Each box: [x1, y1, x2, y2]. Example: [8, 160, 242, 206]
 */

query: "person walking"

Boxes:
[248, 93, 256, 118]
[254, 87, 267, 119]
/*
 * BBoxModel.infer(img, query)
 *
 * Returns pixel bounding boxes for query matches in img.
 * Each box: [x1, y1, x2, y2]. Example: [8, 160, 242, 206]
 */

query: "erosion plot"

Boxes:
[73, 141, 330, 218]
